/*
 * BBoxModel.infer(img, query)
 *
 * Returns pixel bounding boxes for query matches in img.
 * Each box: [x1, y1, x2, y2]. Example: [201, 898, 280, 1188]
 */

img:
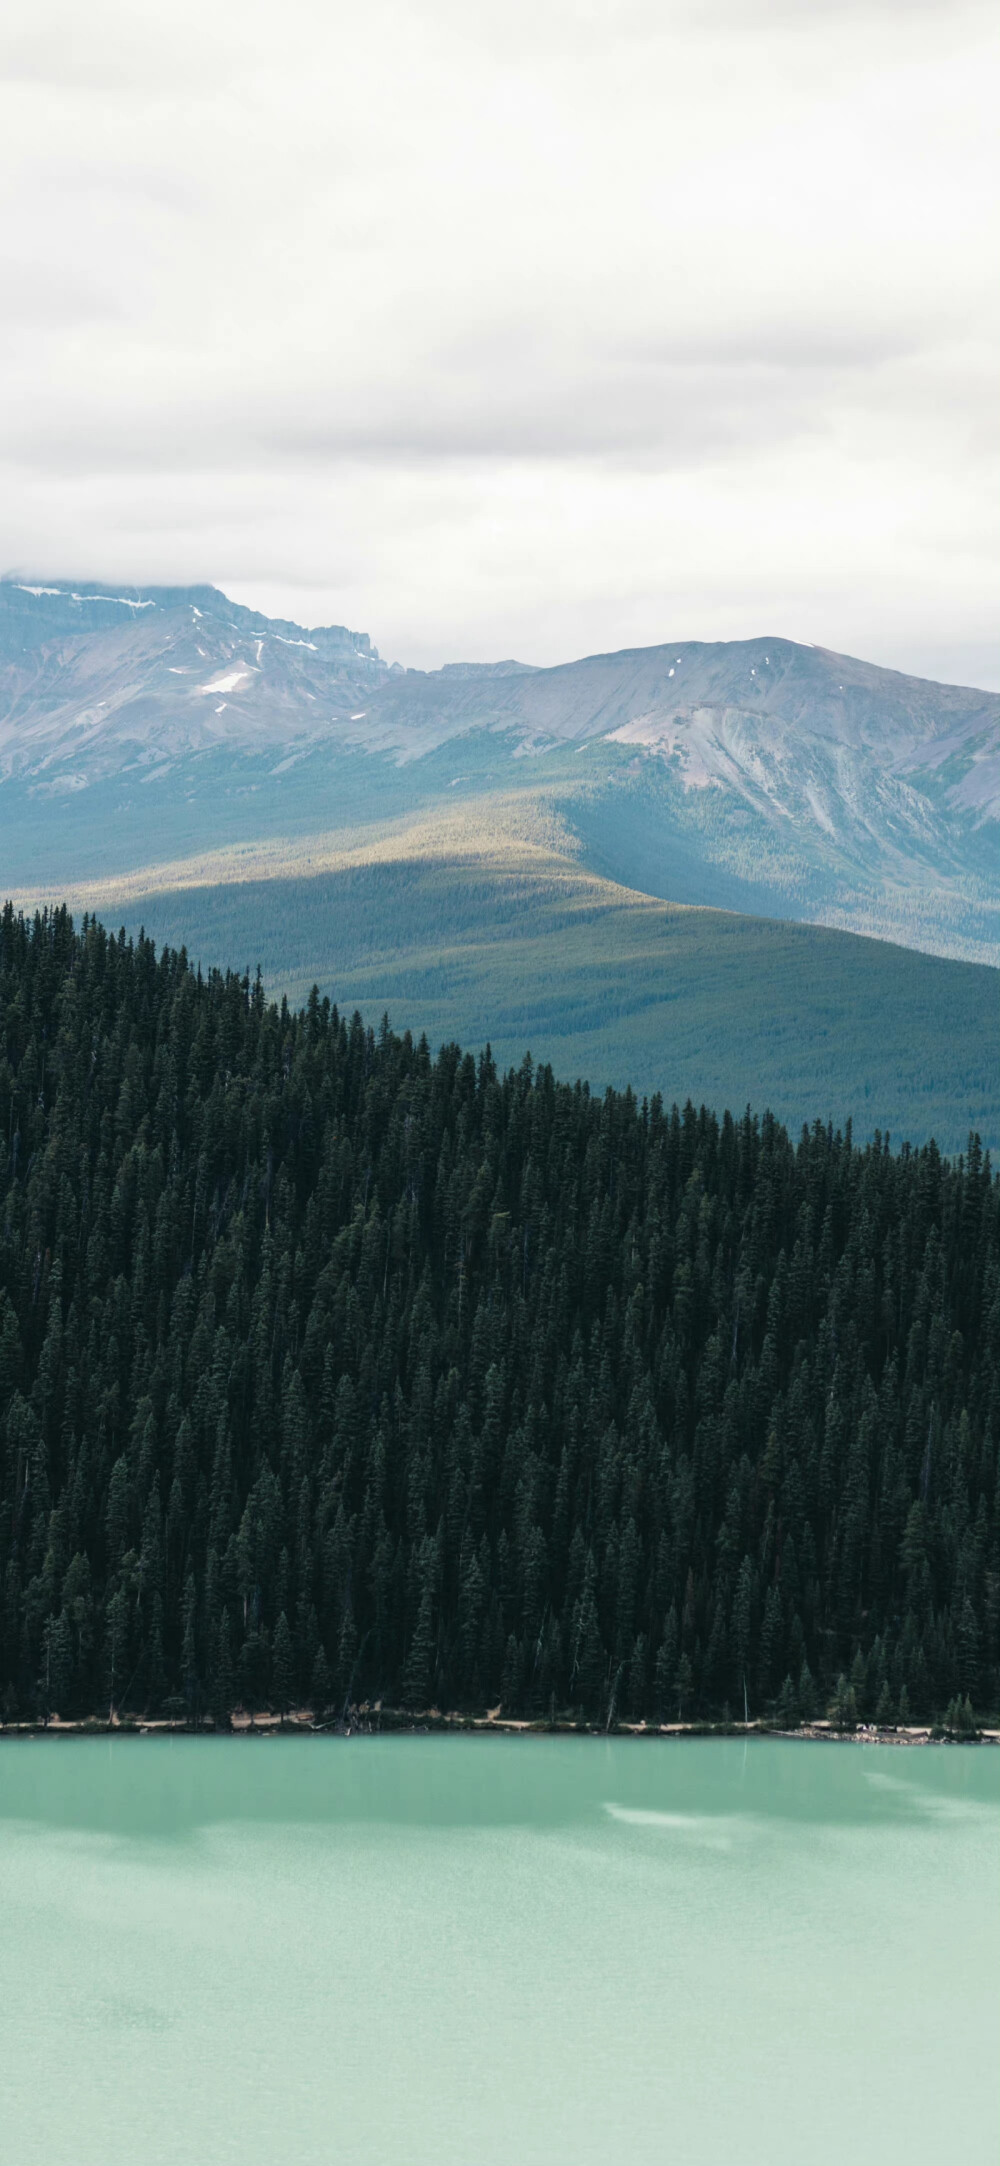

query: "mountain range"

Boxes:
[2, 577, 997, 962]
[1, 577, 996, 1153]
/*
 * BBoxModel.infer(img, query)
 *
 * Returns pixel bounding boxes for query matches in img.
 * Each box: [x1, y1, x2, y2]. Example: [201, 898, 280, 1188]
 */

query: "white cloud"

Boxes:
[0, 0, 996, 682]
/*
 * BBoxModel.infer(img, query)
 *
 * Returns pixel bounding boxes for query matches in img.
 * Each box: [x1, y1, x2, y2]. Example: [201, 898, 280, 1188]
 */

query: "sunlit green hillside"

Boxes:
[30, 808, 995, 1152]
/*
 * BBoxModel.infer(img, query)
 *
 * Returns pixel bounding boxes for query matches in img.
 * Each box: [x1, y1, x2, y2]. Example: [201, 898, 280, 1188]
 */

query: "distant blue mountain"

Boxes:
[1, 578, 997, 962]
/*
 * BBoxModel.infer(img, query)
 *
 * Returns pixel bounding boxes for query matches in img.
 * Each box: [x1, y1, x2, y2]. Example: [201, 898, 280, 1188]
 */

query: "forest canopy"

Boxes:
[0, 904, 996, 1729]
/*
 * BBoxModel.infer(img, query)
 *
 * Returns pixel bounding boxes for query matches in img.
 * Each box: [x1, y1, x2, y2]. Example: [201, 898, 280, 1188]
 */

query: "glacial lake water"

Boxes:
[0, 1736, 997, 2166]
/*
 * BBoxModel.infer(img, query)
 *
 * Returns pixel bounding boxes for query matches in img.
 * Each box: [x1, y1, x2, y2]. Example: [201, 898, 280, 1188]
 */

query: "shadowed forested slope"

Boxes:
[0, 906, 997, 1728]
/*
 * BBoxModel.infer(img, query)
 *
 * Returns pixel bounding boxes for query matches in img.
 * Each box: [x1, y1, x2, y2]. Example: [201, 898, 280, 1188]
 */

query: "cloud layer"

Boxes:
[1, 0, 996, 680]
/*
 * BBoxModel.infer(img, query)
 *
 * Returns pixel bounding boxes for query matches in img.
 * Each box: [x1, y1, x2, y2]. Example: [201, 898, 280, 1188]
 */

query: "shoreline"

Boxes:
[2, 1707, 997, 1745]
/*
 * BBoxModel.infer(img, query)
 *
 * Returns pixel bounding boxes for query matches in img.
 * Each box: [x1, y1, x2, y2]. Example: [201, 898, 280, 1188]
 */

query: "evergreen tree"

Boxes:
[404, 1581, 435, 1711]
[272, 1613, 295, 1722]
[310, 1644, 333, 1717]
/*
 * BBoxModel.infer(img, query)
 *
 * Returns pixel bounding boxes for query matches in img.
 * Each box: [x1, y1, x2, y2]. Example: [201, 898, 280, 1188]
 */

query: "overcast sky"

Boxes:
[1, 0, 996, 681]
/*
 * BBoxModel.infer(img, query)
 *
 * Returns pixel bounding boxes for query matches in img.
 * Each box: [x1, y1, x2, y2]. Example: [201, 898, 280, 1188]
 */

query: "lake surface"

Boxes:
[0, 1736, 997, 2166]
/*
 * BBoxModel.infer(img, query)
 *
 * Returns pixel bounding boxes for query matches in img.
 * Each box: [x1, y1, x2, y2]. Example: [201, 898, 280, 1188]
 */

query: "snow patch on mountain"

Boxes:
[71, 593, 156, 609]
[198, 668, 256, 695]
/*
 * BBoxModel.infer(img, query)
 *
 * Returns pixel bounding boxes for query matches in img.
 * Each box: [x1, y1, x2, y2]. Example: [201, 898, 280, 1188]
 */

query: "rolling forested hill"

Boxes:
[23, 805, 998, 1156]
[0, 908, 996, 1730]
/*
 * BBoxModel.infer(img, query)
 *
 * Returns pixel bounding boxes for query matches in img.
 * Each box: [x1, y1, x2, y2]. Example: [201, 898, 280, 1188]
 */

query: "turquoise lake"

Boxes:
[0, 1736, 997, 2165]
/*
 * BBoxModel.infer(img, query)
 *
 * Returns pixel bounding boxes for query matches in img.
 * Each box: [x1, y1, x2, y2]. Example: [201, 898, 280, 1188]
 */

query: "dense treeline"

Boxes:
[0, 905, 997, 1731]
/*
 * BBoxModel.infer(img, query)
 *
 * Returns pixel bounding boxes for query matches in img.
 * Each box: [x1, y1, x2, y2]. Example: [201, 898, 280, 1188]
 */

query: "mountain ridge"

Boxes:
[1, 578, 997, 964]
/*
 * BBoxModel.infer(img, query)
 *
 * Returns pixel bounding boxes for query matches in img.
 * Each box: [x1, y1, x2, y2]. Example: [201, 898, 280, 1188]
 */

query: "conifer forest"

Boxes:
[0, 905, 997, 1730]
